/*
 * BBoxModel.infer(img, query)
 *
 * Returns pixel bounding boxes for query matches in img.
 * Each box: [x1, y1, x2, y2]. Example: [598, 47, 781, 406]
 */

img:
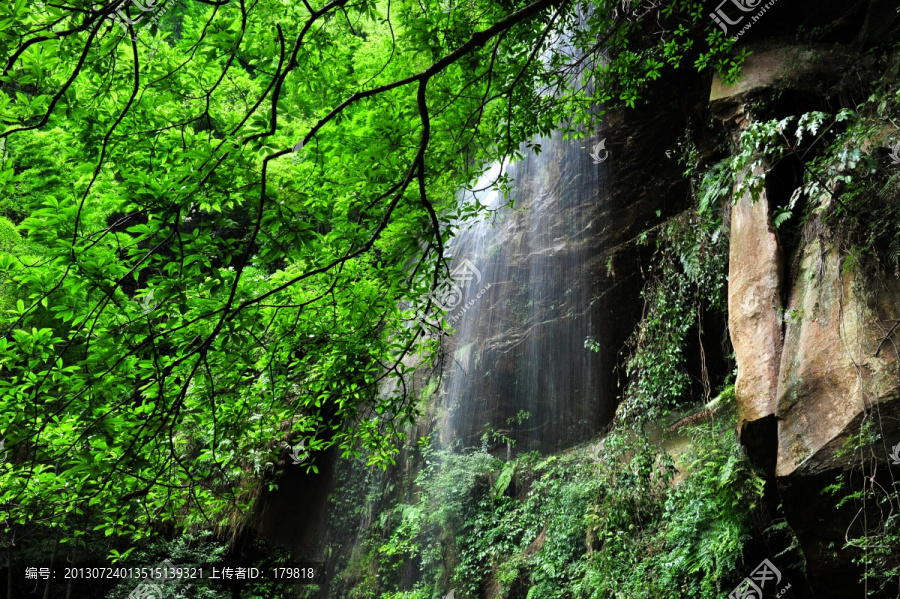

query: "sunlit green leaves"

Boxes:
[0, 0, 756, 554]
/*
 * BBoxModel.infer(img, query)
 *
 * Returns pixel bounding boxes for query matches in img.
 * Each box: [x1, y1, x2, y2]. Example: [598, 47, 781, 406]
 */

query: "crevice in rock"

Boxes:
[682, 305, 732, 404]
[742, 414, 779, 479]
[777, 468, 874, 597]
[764, 152, 805, 314]
[752, 89, 830, 124]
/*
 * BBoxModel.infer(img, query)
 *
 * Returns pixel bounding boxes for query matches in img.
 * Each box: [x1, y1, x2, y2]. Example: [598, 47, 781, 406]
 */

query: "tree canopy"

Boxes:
[0, 0, 740, 547]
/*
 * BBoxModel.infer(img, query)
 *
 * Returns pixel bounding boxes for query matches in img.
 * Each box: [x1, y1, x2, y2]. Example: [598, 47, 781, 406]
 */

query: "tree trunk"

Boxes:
[6, 548, 13, 599]
[42, 529, 60, 599]
[64, 545, 77, 599]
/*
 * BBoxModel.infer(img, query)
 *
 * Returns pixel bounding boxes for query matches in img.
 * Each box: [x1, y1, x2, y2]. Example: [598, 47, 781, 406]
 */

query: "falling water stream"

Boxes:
[437, 127, 611, 455]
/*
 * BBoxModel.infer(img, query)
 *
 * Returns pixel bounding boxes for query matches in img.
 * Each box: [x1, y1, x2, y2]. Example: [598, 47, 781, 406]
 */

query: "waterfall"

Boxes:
[436, 126, 611, 455]
[311, 118, 615, 599]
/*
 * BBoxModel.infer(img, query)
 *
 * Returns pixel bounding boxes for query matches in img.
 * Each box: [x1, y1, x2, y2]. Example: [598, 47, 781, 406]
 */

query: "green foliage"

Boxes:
[0, 216, 18, 251]
[825, 417, 900, 597]
[578, 418, 764, 599]
[619, 159, 731, 423]
[584, 335, 601, 353]
[660, 423, 765, 597]
[620, 274, 695, 422]
[730, 110, 839, 204]
[482, 410, 531, 454]
[727, 93, 900, 276]
[493, 461, 516, 499]
[558, 0, 748, 132]
[334, 407, 764, 599]
[697, 160, 733, 217]
[0, 216, 19, 307]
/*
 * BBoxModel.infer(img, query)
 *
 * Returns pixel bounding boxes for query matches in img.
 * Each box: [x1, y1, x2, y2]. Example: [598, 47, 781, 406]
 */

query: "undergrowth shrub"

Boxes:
[617, 160, 731, 423]
[825, 418, 900, 598]
[728, 89, 900, 278]
[353, 401, 763, 599]
[0, 216, 18, 251]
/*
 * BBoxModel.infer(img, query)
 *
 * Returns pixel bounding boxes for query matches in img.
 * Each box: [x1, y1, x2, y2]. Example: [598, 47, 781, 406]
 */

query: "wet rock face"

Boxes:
[438, 131, 616, 454]
[438, 87, 695, 454]
[772, 241, 900, 594]
[710, 45, 853, 120]
[716, 45, 900, 476]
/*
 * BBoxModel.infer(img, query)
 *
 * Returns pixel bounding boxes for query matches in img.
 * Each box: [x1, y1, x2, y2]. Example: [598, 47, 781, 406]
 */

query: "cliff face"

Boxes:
[597, 4, 900, 591]
[713, 32, 900, 594]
